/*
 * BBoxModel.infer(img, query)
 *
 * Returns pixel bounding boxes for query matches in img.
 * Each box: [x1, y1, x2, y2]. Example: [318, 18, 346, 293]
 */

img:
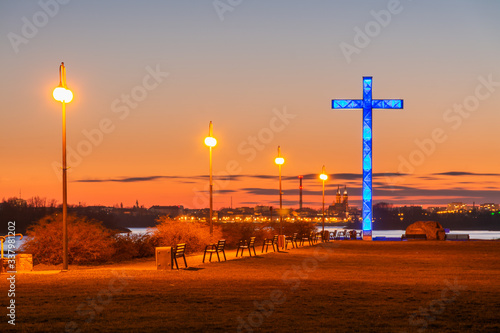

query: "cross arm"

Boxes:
[372, 99, 403, 109]
[332, 99, 364, 109]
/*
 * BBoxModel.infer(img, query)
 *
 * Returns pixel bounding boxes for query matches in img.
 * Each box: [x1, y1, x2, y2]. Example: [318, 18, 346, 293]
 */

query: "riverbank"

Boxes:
[2, 241, 500, 332]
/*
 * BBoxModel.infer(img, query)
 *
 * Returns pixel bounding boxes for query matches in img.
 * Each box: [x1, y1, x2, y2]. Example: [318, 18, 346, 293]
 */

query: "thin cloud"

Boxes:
[433, 171, 500, 177]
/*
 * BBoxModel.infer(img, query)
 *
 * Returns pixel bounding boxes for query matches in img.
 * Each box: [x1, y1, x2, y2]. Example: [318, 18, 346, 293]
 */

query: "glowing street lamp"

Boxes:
[319, 166, 328, 233]
[274, 146, 285, 235]
[204, 121, 217, 235]
[53, 62, 73, 271]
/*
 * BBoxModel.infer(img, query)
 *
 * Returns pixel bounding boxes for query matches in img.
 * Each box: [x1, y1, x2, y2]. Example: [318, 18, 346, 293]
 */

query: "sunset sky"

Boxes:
[1, 0, 499, 210]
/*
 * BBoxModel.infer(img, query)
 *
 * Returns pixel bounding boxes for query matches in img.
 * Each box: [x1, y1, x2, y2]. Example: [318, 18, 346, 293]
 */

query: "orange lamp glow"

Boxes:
[53, 86, 73, 103]
[204, 136, 217, 147]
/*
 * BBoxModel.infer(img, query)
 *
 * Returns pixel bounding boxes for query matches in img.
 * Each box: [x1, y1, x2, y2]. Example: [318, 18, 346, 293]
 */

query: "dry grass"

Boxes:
[2, 241, 500, 332]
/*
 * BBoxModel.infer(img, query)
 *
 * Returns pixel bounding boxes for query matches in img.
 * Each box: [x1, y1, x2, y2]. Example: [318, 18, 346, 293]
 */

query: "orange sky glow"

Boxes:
[1, 1, 499, 210]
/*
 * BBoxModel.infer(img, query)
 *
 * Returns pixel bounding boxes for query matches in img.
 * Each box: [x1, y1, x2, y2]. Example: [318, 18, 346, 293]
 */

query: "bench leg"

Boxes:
[252, 247, 256, 256]
[183, 255, 187, 268]
[248, 247, 252, 257]
[216, 251, 220, 262]
[202, 250, 207, 263]
[172, 257, 179, 270]
[222, 250, 226, 261]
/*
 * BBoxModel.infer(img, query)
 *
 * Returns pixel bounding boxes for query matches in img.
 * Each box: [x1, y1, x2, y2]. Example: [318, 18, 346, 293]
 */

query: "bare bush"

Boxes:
[220, 223, 275, 248]
[281, 221, 317, 238]
[151, 217, 223, 253]
[21, 213, 115, 265]
[112, 233, 155, 261]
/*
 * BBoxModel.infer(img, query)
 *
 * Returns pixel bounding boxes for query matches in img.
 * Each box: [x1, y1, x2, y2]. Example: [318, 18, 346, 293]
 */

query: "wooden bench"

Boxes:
[284, 233, 298, 249]
[171, 243, 187, 269]
[203, 239, 227, 263]
[300, 232, 314, 246]
[401, 234, 427, 240]
[262, 235, 279, 253]
[336, 230, 347, 240]
[347, 230, 357, 240]
[314, 232, 322, 243]
[236, 237, 256, 257]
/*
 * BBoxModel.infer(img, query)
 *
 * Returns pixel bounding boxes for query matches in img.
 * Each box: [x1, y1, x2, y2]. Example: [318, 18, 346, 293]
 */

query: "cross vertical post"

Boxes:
[332, 76, 403, 240]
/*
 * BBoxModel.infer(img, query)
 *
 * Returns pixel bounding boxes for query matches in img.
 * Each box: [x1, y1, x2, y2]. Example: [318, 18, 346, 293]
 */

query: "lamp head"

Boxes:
[53, 86, 73, 103]
[205, 136, 217, 147]
[275, 157, 285, 165]
[320, 173, 328, 181]
[53, 62, 73, 103]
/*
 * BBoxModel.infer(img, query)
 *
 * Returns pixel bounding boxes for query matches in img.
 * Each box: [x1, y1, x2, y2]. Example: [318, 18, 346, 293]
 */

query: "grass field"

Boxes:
[2, 241, 500, 332]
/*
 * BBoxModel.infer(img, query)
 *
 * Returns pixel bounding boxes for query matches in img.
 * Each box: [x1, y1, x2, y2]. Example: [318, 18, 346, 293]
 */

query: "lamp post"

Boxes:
[204, 121, 217, 235]
[320, 166, 328, 233]
[53, 62, 73, 271]
[274, 146, 285, 235]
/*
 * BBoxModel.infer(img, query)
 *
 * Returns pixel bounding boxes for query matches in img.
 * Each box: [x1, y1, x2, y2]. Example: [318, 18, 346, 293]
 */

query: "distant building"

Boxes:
[86, 205, 113, 213]
[328, 185, 349, 219]
[149, 205, 184, 217]
[480, 203, 499, 212]
[255, 205, 271, 213]
[447, 202, 467, 212]
[427, 206, 446, 213]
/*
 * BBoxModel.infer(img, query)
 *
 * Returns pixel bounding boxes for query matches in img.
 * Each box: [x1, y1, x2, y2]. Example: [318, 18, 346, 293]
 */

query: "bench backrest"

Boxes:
[173, 243, 186, 255]
[249, 237, 256, 246]
[292, 233, 297, 241]
[272, 235, 279, 243]
[217, 239, 226, 250]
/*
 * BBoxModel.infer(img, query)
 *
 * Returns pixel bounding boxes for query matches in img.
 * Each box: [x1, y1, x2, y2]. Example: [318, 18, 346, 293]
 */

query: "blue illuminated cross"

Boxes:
[332, 76, 403, 240]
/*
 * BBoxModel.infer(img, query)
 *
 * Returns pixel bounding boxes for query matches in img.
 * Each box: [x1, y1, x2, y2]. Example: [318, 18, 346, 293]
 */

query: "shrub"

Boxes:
[281, 221, 317, 237]
[220, 223, 275, 248]
[151, 217, 222, 253]
[112, 233, 155, 262]
[21, 213, 116, 265]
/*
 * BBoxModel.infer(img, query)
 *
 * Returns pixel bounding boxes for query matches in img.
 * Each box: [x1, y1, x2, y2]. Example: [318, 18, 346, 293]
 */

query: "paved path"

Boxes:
[22, 240, 323, 273]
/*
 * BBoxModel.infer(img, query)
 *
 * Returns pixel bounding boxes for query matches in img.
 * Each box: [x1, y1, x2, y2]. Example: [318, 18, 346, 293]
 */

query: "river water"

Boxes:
[4, 227, 498, 256]
[125, 227, 500, 240]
